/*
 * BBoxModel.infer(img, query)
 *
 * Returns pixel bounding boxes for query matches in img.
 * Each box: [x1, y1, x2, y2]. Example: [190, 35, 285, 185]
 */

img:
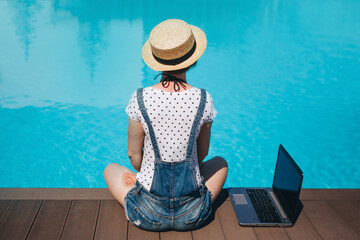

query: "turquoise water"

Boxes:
[0, 0, 359, 188]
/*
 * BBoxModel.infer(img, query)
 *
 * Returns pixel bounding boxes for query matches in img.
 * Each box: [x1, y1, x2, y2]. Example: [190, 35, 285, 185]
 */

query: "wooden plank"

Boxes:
[192, 212, 226, 240]
[0, 200, 42, 240]
[300, 189, 360, 201]
[328, 200, 360, 234]
[61, 200, 100, 240]
[253, 227, 289, 240]
[127, 221, 159, 240]
[160, 230, 192, 240]
[0, 188, 113, 200]
[94, 200, 128, 240]
[216, 200, 257, 240]
[27, 200, 71, 240]
[0, 200, 13, 225]
[303, 200, 359, 240]
[285, 210, 322, 240]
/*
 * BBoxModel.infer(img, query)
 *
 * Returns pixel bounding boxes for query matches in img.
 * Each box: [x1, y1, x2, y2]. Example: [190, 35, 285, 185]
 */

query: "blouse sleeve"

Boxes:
[203, 91, 218, 123]
[125, 90, 140, 121]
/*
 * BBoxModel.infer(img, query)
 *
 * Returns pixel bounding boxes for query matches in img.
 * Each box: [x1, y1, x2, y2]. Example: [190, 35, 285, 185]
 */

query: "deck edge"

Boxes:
[0, 188, 114, 200]
[0, 188, 359, 200]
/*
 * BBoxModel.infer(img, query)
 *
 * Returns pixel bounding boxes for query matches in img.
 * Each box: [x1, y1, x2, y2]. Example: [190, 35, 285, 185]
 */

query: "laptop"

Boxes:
[227, 144, 304, 227]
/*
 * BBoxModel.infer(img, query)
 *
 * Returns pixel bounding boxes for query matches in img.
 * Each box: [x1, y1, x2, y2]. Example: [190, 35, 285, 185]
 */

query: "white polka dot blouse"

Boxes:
[125, 86, 217, 191]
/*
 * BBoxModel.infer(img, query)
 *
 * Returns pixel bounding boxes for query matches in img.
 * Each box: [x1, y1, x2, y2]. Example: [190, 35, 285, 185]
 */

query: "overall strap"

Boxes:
[137, 88, 161, 160]
[186, 89, 207, 159]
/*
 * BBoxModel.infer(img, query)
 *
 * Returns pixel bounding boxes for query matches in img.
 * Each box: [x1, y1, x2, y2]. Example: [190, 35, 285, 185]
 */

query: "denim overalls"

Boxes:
[123, 88, 213, 231]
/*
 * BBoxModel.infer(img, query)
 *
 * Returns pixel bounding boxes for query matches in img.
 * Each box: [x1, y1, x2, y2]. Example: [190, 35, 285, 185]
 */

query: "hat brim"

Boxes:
[142, 25, 207, 71]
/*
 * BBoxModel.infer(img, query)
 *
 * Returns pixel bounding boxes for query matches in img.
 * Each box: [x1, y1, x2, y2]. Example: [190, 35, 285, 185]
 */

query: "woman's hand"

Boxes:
[127, 117, 145, 172]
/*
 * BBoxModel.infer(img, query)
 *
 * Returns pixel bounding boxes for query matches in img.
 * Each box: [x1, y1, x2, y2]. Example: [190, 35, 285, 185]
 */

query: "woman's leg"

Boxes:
[103, 163, 137, 206]
[200, 156, 228, 202]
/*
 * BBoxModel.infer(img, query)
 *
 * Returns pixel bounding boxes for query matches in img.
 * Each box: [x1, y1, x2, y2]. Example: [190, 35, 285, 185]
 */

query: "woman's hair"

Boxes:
[162, 61, 197, 75]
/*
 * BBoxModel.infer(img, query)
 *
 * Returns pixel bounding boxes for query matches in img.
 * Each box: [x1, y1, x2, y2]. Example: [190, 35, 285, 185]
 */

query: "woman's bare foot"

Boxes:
[122, 172, 137, 186]
[104, 164, 137, 206]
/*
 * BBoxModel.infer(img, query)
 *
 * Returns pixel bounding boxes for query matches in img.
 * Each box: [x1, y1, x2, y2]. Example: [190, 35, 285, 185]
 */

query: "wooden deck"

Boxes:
[0, 188, 359, 240]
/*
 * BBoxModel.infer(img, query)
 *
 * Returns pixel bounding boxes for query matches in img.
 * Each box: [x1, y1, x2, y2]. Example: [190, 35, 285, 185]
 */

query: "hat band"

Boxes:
[152, 41, 197, 66]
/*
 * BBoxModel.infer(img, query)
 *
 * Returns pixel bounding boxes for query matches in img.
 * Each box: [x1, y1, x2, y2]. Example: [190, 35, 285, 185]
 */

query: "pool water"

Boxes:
[0, 0, 359, 188]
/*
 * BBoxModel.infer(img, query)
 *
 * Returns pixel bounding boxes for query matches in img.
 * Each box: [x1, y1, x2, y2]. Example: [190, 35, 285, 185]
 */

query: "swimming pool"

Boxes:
[0, 0, 359, 188]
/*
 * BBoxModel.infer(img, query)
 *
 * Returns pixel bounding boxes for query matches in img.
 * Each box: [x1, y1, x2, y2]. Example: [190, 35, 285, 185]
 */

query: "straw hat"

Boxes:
[142, 19, 207, 71]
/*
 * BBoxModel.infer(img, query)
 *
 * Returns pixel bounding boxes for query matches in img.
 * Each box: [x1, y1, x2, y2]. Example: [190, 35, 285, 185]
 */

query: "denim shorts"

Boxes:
[124, 178, 213, 231]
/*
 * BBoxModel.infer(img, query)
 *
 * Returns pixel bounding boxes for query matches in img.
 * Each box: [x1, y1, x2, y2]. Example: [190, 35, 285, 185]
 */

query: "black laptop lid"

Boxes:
[272, 145, 303, 222]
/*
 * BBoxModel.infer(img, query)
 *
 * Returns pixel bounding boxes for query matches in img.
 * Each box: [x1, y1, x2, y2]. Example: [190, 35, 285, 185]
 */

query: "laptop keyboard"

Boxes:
[246, 189, 282, 223]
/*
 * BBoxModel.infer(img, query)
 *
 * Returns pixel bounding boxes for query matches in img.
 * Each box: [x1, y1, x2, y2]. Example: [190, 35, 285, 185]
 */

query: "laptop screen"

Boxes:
[272, 145, 303, 222]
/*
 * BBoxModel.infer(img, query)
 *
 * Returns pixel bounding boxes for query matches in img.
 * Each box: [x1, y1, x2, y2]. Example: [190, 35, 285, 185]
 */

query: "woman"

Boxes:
[104, 19, 228, 231]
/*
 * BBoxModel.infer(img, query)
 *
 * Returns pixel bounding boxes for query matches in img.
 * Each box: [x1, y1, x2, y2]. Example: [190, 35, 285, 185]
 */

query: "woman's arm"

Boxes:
[127, 117, 145, 172]
[197, 121, 213, 166]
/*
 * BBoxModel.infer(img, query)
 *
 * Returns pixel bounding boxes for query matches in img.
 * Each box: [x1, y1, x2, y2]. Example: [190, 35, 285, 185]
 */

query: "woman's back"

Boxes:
[125, 86, 217, 191]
